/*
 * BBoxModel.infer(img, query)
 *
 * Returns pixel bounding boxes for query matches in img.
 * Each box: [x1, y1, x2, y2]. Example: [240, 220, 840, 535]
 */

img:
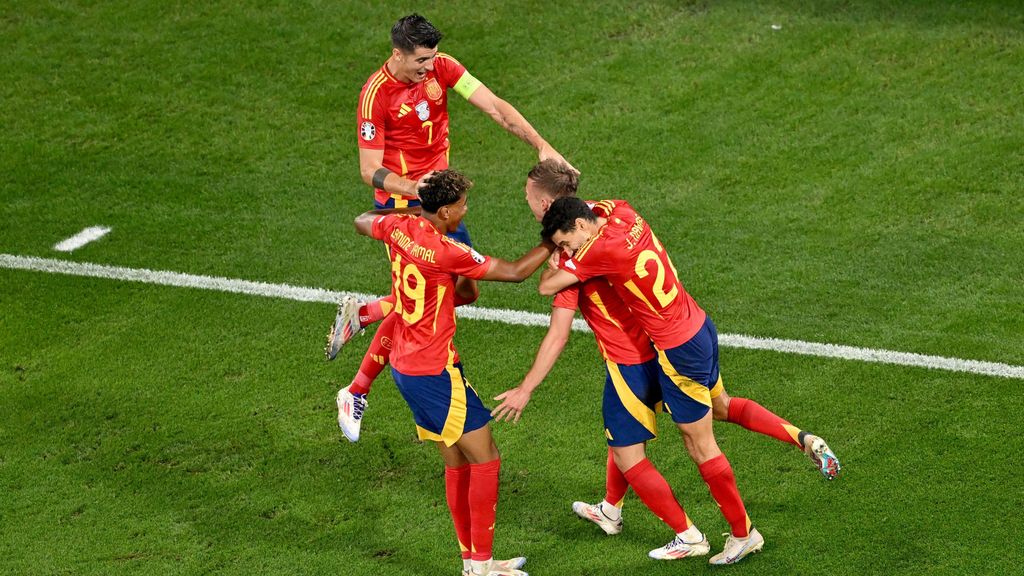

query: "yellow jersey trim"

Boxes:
[361, 72, 387, 119]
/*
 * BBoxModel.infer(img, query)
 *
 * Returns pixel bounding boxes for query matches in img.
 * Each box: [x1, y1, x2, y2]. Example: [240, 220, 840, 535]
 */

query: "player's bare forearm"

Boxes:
[492, 98, 547, 151]
[481, 242, 554, 283]
[492, 308, 572, 423]
[538, 267, 580, 296]
[358, 148, 419, 197]
[522, 307, 573, 390]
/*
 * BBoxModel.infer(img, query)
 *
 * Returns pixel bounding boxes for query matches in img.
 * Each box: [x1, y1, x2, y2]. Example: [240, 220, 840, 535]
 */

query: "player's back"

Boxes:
[371, 213, 491, 375]
[571, 200, 706, 350]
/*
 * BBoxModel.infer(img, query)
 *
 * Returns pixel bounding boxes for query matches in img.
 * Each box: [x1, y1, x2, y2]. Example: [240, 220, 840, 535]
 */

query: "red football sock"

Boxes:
[698, 454, 750, 537]
[623, 458, 690, 533]
[348, 314, 397, 396]
[358, 295, 394, 328]
[604, 447, 628, 507]
[727, 397, 802, 447]
[445, 464, 473, 560]
[469, 458, 501, 562]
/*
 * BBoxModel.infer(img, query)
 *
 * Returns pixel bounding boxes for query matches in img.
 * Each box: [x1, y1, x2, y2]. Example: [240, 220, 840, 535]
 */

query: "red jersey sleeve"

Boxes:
[357, 70, 388, 150]
[369, 213, 398, 240]
[553, 285, 580, 310]
[438, 237, 492, 279]
[433, 53, 469, 90]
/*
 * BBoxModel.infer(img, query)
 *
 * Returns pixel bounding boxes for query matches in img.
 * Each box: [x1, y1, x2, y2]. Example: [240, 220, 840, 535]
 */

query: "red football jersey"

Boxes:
[563, 200, 706, 350]
[371, 213, 492, 375]
[357, 53, 471, 206]
[553, 276, 656, 365]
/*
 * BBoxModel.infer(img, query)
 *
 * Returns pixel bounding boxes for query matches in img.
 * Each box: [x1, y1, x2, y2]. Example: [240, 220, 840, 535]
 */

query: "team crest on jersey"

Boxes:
[425, 78, 443, 101]
[360, 121, 376, 141]
[470, 248, 485, 264]
[415, 100, 430, 121]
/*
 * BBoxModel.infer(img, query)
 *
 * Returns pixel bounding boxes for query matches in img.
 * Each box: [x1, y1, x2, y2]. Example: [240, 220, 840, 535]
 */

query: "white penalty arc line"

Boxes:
[3, 253, 1023, 380]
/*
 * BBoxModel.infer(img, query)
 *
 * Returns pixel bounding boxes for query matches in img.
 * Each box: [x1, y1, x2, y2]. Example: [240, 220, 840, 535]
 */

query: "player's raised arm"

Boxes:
[467, 84, 578, 174]
[491, 305, 575, 423]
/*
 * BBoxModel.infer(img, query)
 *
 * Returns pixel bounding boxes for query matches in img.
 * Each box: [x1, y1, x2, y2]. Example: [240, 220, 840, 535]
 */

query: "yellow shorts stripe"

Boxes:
[657, 349, 712, 407]
[439, 363, 469, 446]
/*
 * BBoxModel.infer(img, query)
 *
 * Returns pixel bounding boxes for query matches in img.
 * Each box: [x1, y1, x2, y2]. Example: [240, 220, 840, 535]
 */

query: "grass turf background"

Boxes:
[2, 1, 1023, 574]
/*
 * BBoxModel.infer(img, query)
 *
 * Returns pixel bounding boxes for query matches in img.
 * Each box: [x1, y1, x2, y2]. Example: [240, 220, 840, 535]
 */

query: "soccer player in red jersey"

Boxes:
[536, 197, 784, 565]
[330, 13, 575, 443]
[354, 169, 552, 576]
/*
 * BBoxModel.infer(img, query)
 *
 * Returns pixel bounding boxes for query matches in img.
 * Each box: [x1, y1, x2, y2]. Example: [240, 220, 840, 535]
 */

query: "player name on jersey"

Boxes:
[390, 228, 437, 264]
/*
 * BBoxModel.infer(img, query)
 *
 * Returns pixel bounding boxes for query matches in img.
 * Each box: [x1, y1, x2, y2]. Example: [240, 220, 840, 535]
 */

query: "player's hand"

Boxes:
[491, 386, 533, 423]
[546, 251, 561, 271]
[538, 144, 579, 175]
[413, 171, 436, 199]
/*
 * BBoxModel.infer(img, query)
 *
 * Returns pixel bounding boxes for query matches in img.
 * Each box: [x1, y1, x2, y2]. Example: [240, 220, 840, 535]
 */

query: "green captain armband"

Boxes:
[453, 72, 483, 100]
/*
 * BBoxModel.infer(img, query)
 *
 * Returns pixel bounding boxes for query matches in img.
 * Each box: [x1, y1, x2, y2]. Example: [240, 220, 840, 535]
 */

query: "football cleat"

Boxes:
[466, 558, 528, 576]
[709, 528, 764, 565]
[572, 501, 622, 535]
[325, 296, 362, 361]
[803, 434, 841, 480]
[648, 532, 711, 560]
[336, 385, 367, 442]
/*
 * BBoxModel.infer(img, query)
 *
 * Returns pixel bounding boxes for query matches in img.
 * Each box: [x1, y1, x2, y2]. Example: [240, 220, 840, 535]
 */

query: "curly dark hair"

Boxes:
[391, 14, 443, 53]
[419, 169, 473, 213]
[527, 159, 578, 198]
[541, 196, 596, 241]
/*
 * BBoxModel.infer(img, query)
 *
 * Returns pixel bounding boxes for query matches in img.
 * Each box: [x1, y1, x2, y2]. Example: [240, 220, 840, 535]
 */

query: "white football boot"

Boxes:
[467, 557, 528, 576]
[336, 385, 367, 442]
[803, 434, 841, 480]
[325, 296, 362, 361]
[648, 530, 711, 560]
[708, 528, 764, 565]
[572, 501, 622, 535]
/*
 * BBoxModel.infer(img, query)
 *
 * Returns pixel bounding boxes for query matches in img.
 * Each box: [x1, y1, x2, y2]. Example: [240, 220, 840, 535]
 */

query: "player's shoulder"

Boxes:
[439, 235, 487, 263]
[359, 64, 396, 108]
[435, 52, 463, 66]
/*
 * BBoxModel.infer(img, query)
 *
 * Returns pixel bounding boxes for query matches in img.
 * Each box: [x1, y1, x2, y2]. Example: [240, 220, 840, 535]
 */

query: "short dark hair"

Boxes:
[419, 169, 472, 213]
[527, 159, 578, 198]
[391, 14, 443, 53]
[541, 196, 596, 241]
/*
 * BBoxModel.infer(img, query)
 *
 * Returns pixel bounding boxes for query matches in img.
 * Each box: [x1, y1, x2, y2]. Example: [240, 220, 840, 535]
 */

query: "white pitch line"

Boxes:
[53, 226, 112, 252]
[2, 253, 1023, 380]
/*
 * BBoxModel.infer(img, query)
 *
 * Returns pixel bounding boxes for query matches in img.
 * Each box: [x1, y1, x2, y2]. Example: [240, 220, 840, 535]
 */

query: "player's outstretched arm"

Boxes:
[491, 306, 575, 423]
[467, 85, 578, 174]
[480, 242, 554, 283]
[538, 267, 581, 296]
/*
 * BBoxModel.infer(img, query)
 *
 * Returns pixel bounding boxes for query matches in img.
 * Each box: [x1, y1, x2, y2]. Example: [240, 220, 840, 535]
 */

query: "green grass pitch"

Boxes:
[2, 1, 1023, 574]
